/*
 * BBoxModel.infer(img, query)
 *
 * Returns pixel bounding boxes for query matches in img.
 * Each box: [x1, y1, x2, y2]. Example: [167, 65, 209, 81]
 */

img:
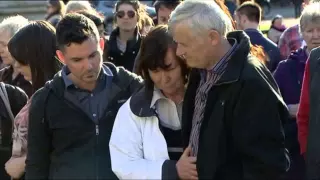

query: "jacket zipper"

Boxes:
[62, 99, 101, 179]
[95, 124, 99, 135]
[63, 98, 115, 179]
[95, 111, 111, 180]
[96, 123, 99, 180]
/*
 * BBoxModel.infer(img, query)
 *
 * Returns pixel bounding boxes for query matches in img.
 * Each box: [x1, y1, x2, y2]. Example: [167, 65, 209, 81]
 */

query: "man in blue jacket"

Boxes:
[234, 2, 282, 72]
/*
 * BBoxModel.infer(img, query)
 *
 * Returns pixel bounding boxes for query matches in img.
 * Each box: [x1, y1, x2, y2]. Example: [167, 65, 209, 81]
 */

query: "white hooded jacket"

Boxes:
[109, 87, 183, 179]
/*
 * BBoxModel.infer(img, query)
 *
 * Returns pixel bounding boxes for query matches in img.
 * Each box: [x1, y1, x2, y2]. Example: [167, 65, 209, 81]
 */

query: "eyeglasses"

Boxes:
[116, 10, 136, 19]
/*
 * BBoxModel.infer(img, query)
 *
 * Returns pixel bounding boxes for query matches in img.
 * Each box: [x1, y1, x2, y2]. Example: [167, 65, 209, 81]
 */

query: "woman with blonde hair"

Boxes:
[140, 14, 154, 36]
[65, 0, 93, 13]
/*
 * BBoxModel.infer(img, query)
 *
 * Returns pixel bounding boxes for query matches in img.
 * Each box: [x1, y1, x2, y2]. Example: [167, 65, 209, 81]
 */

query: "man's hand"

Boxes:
[176, 146, 198, 180]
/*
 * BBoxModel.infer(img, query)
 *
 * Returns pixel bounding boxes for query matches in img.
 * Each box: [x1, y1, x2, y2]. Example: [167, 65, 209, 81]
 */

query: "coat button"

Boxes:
[120, 53, 124, 56]
[133, 51, 135, 54]
[220, 100, 225, 106]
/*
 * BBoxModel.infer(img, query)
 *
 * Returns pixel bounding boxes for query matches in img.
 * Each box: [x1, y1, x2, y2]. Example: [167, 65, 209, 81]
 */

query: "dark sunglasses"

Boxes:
[116, 10, 136, 19]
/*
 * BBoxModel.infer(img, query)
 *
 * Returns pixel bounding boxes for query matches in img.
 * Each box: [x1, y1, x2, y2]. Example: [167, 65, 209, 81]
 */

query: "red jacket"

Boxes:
[297, 59, 310, 155]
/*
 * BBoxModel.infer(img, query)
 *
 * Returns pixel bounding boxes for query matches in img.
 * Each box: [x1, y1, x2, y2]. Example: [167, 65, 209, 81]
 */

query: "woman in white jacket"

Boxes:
[109, 25, 189, 179]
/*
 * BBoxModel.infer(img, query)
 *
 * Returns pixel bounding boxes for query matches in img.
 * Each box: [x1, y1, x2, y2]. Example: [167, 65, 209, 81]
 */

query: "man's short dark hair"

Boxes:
[236, 2, 261, 23]
[56, 13, 99, 50]
[154, 0, 182, 15]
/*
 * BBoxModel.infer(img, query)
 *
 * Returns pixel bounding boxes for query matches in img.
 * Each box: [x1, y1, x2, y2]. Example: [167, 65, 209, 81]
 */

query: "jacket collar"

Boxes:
[313, 47, 320, 66]
[288, 46, 308, 64]
[129, 86, 155, 117]
[214, 30, 251, 85]
[108, 27, 141, 52]
[244, 28, 263, 36]
[61, 65, 113, 90]
[44, 62, 121, 98]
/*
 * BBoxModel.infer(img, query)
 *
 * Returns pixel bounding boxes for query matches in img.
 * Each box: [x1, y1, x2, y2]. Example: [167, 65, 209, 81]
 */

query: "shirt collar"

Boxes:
[212, 38, 237, 71]
[61, 64, 113, 89]
[150, 87, 184, 108]
[200, 38, 238, 78]
[150, 88, 166, 108]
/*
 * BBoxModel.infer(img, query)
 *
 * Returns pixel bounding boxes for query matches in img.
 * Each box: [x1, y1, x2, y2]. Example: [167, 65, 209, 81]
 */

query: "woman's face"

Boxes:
[46, 3, 57, 15]
[0, 30, 15, 65]
[116, 4, 138, 31]
[273, 18, 283, 29]
[302, 23, 320, 50]
[15, 61, 32, 81]
[148, 48, 185, 96]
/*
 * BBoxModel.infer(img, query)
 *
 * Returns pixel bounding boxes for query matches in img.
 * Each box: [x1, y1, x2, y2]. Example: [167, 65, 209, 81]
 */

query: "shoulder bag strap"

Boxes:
[0, 82, 15, 122]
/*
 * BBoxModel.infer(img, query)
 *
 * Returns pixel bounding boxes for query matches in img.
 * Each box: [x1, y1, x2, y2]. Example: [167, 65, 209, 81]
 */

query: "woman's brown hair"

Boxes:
[137, 25, 189, 91]
[141, 14, 155, 27]
[114, 0, 148, 31]
[8, 21, 62, 92]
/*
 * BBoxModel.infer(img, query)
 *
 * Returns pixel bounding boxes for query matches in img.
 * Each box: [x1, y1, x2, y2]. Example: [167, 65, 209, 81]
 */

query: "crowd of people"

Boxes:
[0, 0, 320, 180]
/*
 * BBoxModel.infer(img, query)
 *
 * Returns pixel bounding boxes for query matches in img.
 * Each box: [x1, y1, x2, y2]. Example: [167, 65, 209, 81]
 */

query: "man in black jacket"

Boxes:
[25, 13, 143, 179]
[169, 1, 289, 179]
